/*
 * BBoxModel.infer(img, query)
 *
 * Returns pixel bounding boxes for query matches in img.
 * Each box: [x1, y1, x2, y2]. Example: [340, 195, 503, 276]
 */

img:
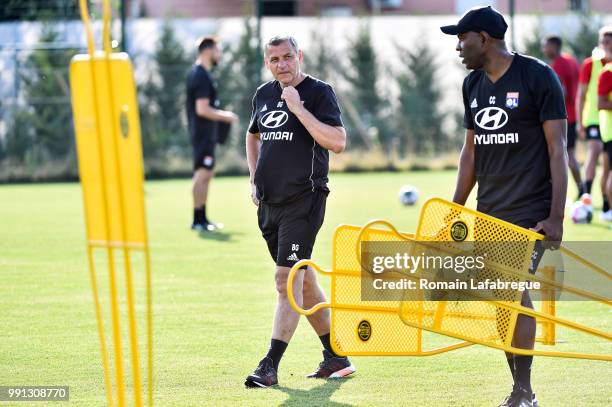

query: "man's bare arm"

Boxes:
[530, 119, 568, 247]
[246, 131, 261, 206]
[575, 83, 587, 138]
[293, 108, 346, 154]
[453, 129, 476, 205]
[196, 98, 238, 123]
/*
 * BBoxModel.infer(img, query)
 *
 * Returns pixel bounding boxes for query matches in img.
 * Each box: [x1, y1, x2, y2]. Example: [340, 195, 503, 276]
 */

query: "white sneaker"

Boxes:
[600, 210, 612, 222]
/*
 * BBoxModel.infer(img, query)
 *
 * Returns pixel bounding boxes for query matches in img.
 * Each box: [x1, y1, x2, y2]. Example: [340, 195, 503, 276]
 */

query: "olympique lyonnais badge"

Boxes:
[506, 92, 519, 109]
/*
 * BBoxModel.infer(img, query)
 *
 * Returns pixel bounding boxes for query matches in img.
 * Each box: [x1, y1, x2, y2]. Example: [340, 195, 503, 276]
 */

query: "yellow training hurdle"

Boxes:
[288, 198, 611, 361]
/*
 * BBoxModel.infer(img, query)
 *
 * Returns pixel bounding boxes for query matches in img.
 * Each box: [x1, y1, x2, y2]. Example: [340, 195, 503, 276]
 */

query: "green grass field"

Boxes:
[1, 171, 610, 406]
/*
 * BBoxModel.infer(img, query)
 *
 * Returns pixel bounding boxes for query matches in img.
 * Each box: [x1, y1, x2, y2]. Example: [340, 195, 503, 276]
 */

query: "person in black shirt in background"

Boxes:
[186, 36, 238, 231]
[441, 6, 567, 407]
[244, 36, 354, 388]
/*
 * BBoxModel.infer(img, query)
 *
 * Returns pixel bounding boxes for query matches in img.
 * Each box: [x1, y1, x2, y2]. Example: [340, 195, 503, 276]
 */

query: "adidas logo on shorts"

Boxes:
[286, 253, 300, 262]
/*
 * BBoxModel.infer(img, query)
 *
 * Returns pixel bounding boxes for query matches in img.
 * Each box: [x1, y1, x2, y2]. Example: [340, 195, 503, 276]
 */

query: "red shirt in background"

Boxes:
[598, 67, 612, 97]
[551, 53, 579, 123]
[578, 57, 611, 84]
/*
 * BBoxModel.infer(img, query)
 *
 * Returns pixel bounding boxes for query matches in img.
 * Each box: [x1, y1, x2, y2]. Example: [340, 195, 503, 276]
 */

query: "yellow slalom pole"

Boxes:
[78, 0, 126, 405]
[100, 150, 126, 407]
[102, 0, 112, 54]
[116, 247, 143, 407]
[76, 2, 114, 404]
[100, 0, 143, 405]
[144, 248, 153, 407]
[78, 0, 95, 56]
[140, 144, 153, 405]
[87, 245, 114, 407]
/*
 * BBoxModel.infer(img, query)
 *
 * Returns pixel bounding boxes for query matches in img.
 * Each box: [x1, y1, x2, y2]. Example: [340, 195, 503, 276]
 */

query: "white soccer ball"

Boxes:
[399, 185, 419, 206]
[570, 200, 593, 224]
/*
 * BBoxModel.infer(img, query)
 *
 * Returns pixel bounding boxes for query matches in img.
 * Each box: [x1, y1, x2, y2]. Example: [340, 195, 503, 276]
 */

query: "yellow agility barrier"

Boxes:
[356, 220, 559, 346]
[399, 198, 610, 361]
[288, 222, 559, 356]
[287, 198, 611, 361]
[70, 0, 153, 406]
[288, 224, 474, 356]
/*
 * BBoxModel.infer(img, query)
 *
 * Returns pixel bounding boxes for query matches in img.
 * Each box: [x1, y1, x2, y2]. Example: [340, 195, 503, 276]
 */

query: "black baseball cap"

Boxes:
[440, 6, 508, 39]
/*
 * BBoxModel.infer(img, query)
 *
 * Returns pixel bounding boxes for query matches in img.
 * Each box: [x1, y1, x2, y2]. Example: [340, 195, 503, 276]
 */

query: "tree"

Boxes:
[395, 41, 446, 155]
[521, 19, 544, 60]
[139, 21, 191, 158]
[342, 22, 391, 151]
[18, 25, 78, 161]
[215, 17, 263, 154]
[1, 107, 32, 163]
[567, 13, 601, 63]
[304, 24, 334, 82]
[1, 0, 82, 22]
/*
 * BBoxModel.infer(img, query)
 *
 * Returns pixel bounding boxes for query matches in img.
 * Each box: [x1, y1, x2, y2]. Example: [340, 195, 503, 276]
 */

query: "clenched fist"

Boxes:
[281, 86, 304, 114]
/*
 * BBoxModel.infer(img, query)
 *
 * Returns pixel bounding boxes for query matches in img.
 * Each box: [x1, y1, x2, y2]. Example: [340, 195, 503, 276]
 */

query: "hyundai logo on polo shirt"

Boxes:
[261, 110, 289, 129]
[259, 108, 294, 141]
[474, 107, 508, 130]
[474, 106, 518, 145]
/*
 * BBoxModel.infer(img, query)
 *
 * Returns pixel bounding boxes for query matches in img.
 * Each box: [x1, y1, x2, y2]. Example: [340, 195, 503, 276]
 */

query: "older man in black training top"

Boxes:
[441, 6, 567, 407]
[244, 36, 354, 388]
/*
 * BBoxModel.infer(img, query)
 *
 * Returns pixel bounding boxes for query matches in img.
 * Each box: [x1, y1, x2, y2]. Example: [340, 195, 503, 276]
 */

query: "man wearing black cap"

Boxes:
[441, 6, 568, 407]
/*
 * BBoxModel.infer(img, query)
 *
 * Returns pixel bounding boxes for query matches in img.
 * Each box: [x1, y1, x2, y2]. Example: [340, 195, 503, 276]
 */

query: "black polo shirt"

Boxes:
[462, 53, 566, 224]
[248, 75, 343, 205]
[186, 64, 219, 144]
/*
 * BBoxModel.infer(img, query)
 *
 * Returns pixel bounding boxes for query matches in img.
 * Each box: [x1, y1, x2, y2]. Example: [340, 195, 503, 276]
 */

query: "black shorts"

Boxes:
[511, 218, 546, 275]
[586, 125, 602, 141]
[257, 190, 327, 268]
[605, 141, 612, 163]
[192, 136, 216, 170]
[567, 122, 577, 149]
[527, 240, 546, 275]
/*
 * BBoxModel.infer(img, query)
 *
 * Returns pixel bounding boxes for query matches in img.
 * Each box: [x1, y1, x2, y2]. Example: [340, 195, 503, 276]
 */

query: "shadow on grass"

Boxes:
[197, 229, 241, 241]
[275, 378, 354, 407]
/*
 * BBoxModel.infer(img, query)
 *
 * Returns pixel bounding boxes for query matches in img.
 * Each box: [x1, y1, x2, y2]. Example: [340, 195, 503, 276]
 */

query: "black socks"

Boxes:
[264, 334, 339, 372]
[514, 355, 533, 394]
[506, 356, 515, 381]
[193, 208, 203, 224]
[319, 333, 340, 357]
[266, 339, 288, 371]
[193, 205, 208, 225]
